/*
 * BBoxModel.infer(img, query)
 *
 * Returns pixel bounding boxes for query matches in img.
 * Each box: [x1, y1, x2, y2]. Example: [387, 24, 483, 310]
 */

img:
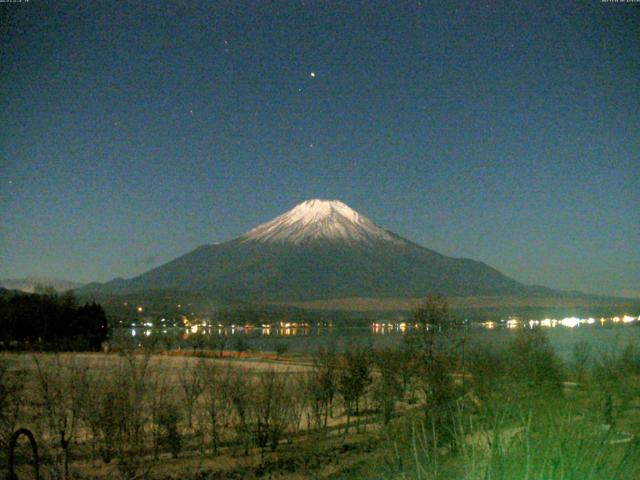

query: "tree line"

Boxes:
[0, 289, 108, 350]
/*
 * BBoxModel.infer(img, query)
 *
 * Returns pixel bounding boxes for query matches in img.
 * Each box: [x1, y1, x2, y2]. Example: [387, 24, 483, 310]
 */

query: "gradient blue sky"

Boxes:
[1, 1, 638, 297]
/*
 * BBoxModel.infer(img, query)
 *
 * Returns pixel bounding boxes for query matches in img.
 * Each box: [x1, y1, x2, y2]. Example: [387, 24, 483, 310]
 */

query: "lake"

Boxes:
[112, 313, 640, 361]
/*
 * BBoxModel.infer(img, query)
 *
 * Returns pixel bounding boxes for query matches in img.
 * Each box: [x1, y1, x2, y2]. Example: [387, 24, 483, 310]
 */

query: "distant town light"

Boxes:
[559, 317, 580, 328]
[506, 319, 520, 329]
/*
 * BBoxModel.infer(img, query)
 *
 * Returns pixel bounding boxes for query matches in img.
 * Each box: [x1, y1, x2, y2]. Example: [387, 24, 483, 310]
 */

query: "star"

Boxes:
[189, 109, 194, 115]
[309, 72, 316, 78]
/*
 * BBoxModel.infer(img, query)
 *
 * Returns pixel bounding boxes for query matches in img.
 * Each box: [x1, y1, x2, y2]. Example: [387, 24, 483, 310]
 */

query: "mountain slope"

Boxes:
[85, 199, 545, 301]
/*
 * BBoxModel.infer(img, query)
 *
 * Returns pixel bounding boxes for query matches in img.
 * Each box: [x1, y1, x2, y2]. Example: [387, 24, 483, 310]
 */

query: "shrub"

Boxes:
[467, 343, 509, 403]
[416, 349, 459, 447]
[507, 328, 564, 394]
[571, 340, 592, 382]
[274, 342, 289, 358]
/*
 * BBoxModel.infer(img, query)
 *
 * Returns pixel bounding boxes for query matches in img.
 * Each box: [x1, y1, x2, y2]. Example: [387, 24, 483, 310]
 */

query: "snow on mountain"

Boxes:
[83, 198, 543, 300]
[241, 199, 403, 245]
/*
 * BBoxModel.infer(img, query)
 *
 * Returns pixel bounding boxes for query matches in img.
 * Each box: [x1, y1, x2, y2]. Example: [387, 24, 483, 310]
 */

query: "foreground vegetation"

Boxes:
[2, 297, 640, 479]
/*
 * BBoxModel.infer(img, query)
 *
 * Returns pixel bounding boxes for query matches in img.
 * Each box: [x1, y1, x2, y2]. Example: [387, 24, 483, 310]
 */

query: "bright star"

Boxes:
[309, 72, 316, 78]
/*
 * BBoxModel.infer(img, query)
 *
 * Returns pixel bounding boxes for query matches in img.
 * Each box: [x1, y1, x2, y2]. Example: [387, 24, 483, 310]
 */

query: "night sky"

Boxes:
[1, 1, 638, 297]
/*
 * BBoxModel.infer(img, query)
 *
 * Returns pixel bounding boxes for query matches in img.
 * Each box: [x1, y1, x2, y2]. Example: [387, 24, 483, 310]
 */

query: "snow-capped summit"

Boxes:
[86, 198, 536, 300]
[241, 199, 402, 244]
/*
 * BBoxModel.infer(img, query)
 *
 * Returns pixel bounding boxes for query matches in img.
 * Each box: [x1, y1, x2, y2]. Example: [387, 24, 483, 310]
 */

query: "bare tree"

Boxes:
[147, 362, 170, 460]
[412, 295, 454, 335]
[337, 346, 372, 434]
[308, 347, 337, 431]
[33, 354, 89, 480]
[286, 373, 307, 440]
[274, 342, 289, 359]
[157, 401, 182, 458]
[0, 357, 23, 465]
[178, 359, 204, 430]
[110, 349, 155, 479]
[372, 348, 404, 425]
[198, 359, 229, 454]
[250, 369, 292, 464]
[212, 334, 228, 357]
[416, 349, 458, 447]
[409, 296, 460, 448]
[83, 358, 119, 463]
[226, 366, 252, 455]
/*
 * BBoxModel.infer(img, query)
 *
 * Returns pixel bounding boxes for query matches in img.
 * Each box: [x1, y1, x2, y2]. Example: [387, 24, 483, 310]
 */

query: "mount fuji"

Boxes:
[84, 199, 550, 301]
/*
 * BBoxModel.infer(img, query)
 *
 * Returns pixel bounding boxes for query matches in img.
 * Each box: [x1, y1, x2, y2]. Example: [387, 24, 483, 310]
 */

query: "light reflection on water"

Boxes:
[112, 313, 640, 359]
[124, 313, 640, 340]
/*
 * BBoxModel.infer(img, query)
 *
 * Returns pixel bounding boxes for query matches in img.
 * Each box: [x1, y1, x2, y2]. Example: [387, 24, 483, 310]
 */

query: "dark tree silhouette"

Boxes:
[0, 291, 108, 350]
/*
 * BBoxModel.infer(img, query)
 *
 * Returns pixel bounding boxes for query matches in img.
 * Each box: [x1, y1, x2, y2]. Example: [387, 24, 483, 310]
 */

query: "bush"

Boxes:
[274, 342, 289, 358]
[416, 349, 459, 447]
[618, 342, 640, 374]
[234, 337, 249, 356]
[571, 340, 592, 382]
[467, 343, 509, 403]
[391, 404, 640, 480]
[507, 328, 564, 394]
